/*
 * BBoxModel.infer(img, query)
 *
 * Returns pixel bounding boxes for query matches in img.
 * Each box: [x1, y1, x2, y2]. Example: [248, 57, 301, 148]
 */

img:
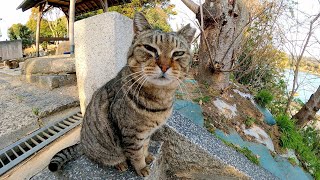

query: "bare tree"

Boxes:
[293, 85, 320, 128]
[282, 10, 320, 114]
[181, 0, 249, 91]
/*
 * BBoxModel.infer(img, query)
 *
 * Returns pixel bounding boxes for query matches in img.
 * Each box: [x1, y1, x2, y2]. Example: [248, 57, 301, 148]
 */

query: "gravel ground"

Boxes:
[0, 69, 79, 149]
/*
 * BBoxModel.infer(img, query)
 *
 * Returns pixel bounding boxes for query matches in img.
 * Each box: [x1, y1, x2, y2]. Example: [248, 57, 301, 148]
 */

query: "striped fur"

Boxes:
[49, 12, 196, 177]
[48, 144, 82, 172]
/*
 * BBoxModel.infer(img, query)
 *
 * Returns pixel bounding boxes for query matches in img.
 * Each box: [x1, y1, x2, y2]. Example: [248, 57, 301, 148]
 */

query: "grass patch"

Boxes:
[218, 138, 260, 165]
[276, 114, 320, 179]
[245, 116, 256, 127]
[193, 96, 211, 104]
[288, 157, 297, 166]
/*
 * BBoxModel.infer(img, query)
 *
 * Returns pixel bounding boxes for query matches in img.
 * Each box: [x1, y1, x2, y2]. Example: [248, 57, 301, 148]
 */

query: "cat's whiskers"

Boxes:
[111, 70, 143, 87]
[114, 73, 144, 100]
[135, 77, 149, 102]
[121, 74, 147, 101]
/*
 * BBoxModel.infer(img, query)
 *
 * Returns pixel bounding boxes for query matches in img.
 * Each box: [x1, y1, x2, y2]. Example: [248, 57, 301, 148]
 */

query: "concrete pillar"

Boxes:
[69, 0, 75, 55]
[74, 12, 133, 114]
[35, 5, 44, 57]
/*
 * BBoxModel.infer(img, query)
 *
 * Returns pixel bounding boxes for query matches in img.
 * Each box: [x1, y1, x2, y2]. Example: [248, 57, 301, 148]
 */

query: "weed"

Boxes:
[255, 89, 273, 107]
[288, 157, 297, 166]
[193, 96, 211, 104]
[276, 114, 320, 179]
[217, 136, 260, 165]
[245, 116, 256, 127]
[32, 107, 39, 116]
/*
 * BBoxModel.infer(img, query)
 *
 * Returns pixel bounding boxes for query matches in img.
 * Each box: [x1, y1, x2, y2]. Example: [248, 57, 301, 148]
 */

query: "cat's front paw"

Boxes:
[137, 166, 150, 177]
[115, 161, 128, 172]
[145, 154, 155, 164]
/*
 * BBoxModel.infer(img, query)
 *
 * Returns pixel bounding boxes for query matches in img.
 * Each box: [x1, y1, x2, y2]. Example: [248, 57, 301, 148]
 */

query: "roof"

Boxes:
[17, 0, 131, 17]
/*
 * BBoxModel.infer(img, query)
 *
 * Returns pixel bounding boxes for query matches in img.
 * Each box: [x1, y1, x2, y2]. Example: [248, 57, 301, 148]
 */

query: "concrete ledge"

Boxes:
[28, 111, 276, 179]
[31, 141, 164, 180]
[153, 111, 277, 180]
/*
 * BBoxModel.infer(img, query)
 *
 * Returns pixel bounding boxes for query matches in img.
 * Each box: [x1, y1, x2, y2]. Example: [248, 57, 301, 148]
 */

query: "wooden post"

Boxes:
[103, 0, 108, 12]
[35, 4, 44, 57]
[69, 0, 75, 55]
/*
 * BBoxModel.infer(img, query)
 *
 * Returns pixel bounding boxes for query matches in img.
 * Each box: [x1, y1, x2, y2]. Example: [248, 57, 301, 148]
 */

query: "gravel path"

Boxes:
[0, 70, 79, 149]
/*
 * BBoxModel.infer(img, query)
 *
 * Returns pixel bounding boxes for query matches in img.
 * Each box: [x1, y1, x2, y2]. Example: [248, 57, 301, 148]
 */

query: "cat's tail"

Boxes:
[48, 143, 83, 172]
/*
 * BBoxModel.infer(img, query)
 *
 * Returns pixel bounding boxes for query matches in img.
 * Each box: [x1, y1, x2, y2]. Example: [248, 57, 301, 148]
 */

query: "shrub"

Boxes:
[255, 89, 274, 107]
[276, 114, 320, 179]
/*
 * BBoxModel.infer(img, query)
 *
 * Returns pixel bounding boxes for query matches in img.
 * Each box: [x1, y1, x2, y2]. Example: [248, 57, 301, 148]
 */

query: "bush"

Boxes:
[255, 89, 274, 107]
[276, 114, 320, 179]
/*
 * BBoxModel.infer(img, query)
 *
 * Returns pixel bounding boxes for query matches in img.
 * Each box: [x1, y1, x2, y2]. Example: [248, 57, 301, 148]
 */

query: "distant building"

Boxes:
[0, 40, 23, 60]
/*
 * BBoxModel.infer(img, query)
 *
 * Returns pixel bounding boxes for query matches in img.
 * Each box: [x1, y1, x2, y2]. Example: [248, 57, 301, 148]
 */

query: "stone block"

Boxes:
[22, 55, 75, 75]
[74, 12, 133, 114]
[22, 74, 77, 90]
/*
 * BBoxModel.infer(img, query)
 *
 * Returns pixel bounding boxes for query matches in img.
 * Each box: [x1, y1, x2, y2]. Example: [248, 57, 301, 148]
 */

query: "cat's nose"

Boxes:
[158, 64, 169, 73]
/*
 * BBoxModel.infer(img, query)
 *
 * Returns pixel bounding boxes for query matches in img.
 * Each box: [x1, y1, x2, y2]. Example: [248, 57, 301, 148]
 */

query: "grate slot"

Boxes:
[17, 145, 26, 154]
[76, 113, 82, 117]
[72, 115, 82, 120]
[4, 153, 11, 162]
[24, 142, 32, 150]
[0, 111, 82, 176]
[47, 128, 57, 135]
[10, 149, 19, 158]
[42, 132, 51, 139]
[67, 117, 77, 123]
[0, 155, 9, 165]
[52, 125, 63, 132]
[57, 122, 68, 129]
[30, 138, 39, 146]
[36, 135, 45, 142]
[62, 120, 73, 126]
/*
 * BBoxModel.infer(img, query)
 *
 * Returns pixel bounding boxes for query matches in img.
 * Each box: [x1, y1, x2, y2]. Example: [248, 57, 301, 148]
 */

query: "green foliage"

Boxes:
[220, 139, 260, 165]
[255, 89, 274, 107]
[26, 8, 68, 39]
[109, 0, 175, 32]
[193, 96, 211, 103]
[245, 116, 256, 127]
[8, 23, 33, 49]
[288, 157, 297, 166]
[276, 115, 320, 178]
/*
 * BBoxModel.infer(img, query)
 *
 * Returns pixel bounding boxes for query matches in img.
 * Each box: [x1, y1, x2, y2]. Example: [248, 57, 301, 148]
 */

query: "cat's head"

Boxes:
[127, 12, 196, 88]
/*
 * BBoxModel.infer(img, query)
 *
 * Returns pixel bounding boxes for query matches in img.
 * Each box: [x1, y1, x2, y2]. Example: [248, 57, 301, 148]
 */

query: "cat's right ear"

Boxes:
[133, 12, 152, 35]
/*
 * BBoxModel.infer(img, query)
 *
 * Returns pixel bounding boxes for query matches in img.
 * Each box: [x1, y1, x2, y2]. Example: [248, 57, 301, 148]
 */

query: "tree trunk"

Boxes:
[196, 0, 249, 91]
[293, 86, 320, 128]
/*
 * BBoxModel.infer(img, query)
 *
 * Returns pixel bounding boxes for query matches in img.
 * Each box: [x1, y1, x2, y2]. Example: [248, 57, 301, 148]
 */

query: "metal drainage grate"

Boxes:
[0, 112, 83, 176]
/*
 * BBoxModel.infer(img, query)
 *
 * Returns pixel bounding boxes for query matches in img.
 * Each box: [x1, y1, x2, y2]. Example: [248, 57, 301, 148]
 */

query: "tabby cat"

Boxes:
[49, 12, 196, 177]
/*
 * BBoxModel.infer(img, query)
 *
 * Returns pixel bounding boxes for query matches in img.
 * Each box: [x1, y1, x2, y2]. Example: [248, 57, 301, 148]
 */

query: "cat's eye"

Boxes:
[173, 51, 185, 57]
[143, 45, 158, 54]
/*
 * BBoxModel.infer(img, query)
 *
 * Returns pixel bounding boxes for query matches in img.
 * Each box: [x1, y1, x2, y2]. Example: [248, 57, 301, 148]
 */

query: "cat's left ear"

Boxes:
[133, 12, 152, 35]
[177, 24, 196, 44]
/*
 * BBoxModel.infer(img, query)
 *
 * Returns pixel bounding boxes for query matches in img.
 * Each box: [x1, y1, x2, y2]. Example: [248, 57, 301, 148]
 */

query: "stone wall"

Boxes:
[0, 40, 23, 60]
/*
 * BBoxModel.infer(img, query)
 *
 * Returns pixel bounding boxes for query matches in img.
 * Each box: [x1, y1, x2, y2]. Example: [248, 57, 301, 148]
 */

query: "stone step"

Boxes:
[31, 141, 164, 180]
[21, 74, 77, 90]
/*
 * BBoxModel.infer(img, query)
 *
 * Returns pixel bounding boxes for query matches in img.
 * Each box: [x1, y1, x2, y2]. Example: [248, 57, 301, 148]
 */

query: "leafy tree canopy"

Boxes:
[76, 0, 176, 32]
[7, 23, 33, 49]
